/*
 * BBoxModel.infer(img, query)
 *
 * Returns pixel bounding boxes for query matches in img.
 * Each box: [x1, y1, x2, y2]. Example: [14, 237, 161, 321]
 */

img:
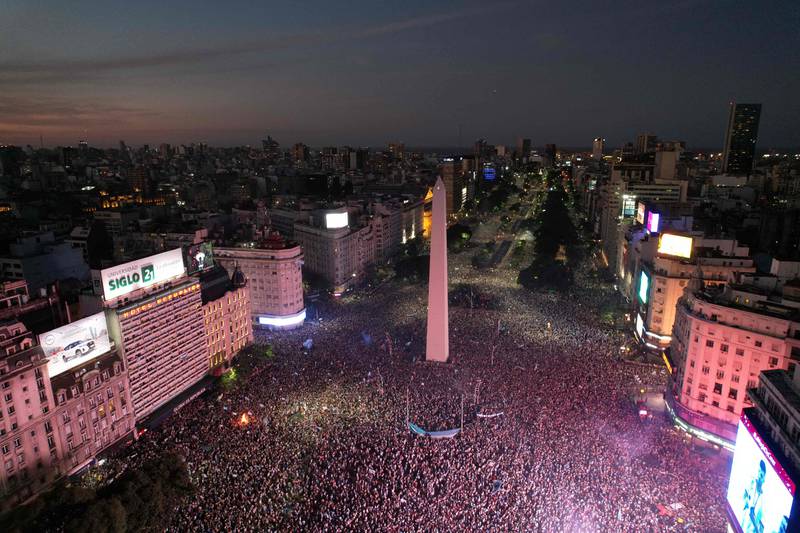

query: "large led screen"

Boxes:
[638, 271, 650, 304]
[621, 196, 636, 217]
[726, 415, 795, 533]
[658, 233, 693, 259]
[646, 211, 660, 234]
[325, 211, 348, 229]
[635, 202, 646, 224]
[40, 312, 111, 377]
[100, 248, 186, 300]
[185, 242, 215, 274]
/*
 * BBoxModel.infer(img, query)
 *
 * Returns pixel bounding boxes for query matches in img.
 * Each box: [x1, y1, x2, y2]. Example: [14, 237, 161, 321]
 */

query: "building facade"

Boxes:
[106, 279, 206, 421]
[722, 102, 761, 176]
[748, 367, 800, 471]
[200, 266, 254, 373]
[668, 283, 799, 446]
[215, 231, 305, 328]
[0, 326, 59, 508]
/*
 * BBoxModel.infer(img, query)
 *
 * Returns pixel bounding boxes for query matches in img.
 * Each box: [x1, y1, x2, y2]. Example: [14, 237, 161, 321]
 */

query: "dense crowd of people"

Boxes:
[111, 241, 730, 532]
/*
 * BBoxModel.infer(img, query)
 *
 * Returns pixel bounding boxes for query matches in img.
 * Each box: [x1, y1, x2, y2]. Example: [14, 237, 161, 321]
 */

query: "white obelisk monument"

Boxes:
[425, 177, 449, 362]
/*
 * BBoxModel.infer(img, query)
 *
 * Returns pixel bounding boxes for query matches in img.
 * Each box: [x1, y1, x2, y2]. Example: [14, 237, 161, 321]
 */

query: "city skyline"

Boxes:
[2, 0, 799, 148]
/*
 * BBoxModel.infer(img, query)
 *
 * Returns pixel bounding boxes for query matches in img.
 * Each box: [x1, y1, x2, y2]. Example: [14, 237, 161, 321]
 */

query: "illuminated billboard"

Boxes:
[658, 233, 693, 259]
[635, 202, 646, 224]
[646, 211, 660, 234]
[40, 312, 111, 377]
[621, 195, 636, 217]
[100, 249, 186, 300]
[638, 271, 649, 304]
[325, 211, 348, 229]
[483, 165, 496, 181]
[635, 313, 644, 339]
[726, 414, 795, 533]
[185, 242, 214, 274]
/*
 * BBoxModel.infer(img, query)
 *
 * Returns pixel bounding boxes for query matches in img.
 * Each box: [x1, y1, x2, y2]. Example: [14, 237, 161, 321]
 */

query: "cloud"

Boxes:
[0, 96, 161, 132]
[0, 4, 517, 86]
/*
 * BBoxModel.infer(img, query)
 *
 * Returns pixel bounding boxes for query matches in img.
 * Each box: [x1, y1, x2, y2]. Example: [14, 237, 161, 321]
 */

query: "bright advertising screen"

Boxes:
[726, 415, 795, 533]
[658, 233, 693, 259]
[325, 211, 348, 229]
[40, 312, 111, 377]
[646, 211, 660, 234]
[483, 165, 496, 181]
[635, 313, 644, 339]
[100, 249, 186, 300]
[635, 202, 646, 224]
[621, 196, 636, 217]
[185, 242, 215, 274]
[638, 271, 649, 304]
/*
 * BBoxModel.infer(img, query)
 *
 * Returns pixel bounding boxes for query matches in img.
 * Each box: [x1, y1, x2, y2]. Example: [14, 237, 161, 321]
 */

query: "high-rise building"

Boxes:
[215, 230, 305, 329]
[128, 165, 149, 194]
[388, 142, 405, 161]
[262, 136, 281, 163]
[635, 133, 658, 155]
[667, 275, 799, 447]
[592, 138, 604, 160]
[99, 249, 208, 422]
[653, 142, 682, 181]
[722, 102, 761, 175]
[439, 158, 464, 215]
[292, 143, 309, 165]
[516, 138, 531, 160]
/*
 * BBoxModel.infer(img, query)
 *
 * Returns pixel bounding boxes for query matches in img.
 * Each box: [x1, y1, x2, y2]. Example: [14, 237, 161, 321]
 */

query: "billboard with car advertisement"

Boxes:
[39, 312, 111, 377]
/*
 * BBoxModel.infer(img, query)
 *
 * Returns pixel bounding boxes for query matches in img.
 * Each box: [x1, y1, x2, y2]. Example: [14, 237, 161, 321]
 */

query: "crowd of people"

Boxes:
[110, 240, 730, 532]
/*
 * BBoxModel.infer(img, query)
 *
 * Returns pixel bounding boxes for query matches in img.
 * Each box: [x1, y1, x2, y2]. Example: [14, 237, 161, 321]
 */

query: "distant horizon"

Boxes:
[5, 139, 800, 154]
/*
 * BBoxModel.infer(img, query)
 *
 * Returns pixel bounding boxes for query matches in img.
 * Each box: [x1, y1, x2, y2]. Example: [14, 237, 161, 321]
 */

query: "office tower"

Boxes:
[635, 133, 658, 155]
[545, 144, 557, 166]
[516, 138, 531, 160]
[474, 139, 489, 159]
[426, 177, 449, 363]
[722, 102, 761, 175]
[592, 138, 604, 160]
[128, 165, 149, 194]
[439, 158, 464, 215]
[291, 143, 309, 164]
[388, 142, 405, 161]
[653, 142, 682, 180]
[262, 136, 281, 162]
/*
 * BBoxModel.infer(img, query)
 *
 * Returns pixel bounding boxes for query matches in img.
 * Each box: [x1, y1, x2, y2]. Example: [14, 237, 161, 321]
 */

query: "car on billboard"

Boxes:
[55, 339, 96, 362]
[39, 312, 112, 378]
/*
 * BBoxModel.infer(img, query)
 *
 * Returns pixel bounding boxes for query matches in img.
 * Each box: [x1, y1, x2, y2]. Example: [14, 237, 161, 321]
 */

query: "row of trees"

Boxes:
[1, 453, 193, 533]
[518, 171, 582, 291]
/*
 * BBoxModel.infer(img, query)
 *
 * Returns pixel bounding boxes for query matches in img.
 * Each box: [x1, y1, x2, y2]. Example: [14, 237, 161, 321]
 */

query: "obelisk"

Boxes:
[425, 177, 449, 362]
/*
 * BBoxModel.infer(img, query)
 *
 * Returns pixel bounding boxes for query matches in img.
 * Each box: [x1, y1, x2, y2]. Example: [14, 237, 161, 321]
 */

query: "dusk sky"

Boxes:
[2, 0, 798, 149]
